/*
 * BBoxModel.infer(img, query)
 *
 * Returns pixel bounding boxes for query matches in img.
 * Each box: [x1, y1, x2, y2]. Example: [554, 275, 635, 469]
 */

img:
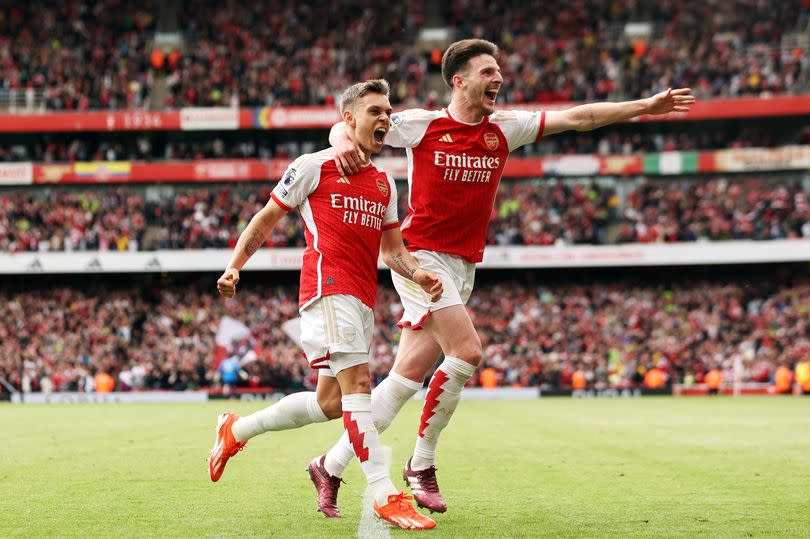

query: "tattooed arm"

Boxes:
[380, 228, 443, 302]
[217, 199, 288, 298]
[542, 88, 694, 136]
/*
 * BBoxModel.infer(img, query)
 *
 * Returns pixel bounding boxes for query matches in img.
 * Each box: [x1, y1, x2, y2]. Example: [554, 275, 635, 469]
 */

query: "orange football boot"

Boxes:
[373, 492, 437, 530]
[208, 412, 246, 482]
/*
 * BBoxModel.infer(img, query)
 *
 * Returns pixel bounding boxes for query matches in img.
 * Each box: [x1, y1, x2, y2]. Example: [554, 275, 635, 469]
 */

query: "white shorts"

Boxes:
[300, 294, 373, 376]
[391, 250, 476, 330]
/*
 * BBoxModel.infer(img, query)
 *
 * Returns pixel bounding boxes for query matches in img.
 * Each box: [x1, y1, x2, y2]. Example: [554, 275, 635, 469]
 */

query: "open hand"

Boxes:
[414, 269, 443, 303]
[646, 88, 695, 115]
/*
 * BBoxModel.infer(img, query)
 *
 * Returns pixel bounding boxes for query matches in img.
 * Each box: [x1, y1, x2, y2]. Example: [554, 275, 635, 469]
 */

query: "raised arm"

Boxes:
[216, 199, 288, 298]
[543, 88, 695, 136]
[380, 228, 443, 302]
[329, 121, 365, 176]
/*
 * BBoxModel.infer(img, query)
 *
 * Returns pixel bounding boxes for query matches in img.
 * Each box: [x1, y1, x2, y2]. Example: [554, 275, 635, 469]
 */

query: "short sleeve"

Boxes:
[490, 110, 546, 152]
[385, 108, 442, 149]
[382, 174, 399, 230]
[271, 153, 323, 210]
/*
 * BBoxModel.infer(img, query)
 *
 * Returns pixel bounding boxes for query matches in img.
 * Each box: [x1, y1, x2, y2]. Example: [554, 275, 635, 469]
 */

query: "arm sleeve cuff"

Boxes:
[270, 192, 293, 212]
[534, 111, 546, 143]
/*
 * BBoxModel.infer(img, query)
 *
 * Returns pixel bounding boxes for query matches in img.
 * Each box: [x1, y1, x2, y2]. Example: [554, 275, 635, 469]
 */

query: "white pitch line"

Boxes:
[357, 445, 393, 539]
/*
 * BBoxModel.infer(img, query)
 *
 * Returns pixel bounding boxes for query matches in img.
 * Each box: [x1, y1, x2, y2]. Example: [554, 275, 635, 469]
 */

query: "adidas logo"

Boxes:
[145, 256, 161, 271]
[438, 134, 454, 143]
[326, 276, 335, 285]
[85, 257, 102, 271]
[26, 258, 43, 273]
[337, 176, 350, 184]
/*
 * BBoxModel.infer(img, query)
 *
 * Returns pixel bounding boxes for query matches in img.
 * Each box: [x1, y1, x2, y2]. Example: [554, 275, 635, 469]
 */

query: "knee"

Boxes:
[340, 372, 371, 395]
[317, 393, 342, 420]
[395, 363, 427, 385]
[346, 374, 372, 395]
[395, 347, 433, 383]
[453, 342, 482, 367]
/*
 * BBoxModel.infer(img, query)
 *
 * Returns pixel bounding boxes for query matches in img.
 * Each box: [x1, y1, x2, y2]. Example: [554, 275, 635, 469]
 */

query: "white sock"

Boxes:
[231, 391, 328, 442]
[341, 393, 398, 506]
[411, 356, 475, 471]
[323, 372, 422, 478]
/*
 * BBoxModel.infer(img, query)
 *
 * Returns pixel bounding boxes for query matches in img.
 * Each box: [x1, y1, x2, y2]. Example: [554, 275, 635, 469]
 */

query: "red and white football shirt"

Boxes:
[271, 148, 399, 309]
[386, 108, 545, 263]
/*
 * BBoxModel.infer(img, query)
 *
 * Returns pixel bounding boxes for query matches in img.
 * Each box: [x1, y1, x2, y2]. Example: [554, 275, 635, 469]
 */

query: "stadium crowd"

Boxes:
[488, 177, 810, 245]
[456, 0, 810, 103]
[0, 188, 148, 252]
[3, 0, 808, 111]
[2, 276, 808, 395]
[166, 0, 431, 108]
[2, 177, 808, 252]
[0, 0, 156, 111]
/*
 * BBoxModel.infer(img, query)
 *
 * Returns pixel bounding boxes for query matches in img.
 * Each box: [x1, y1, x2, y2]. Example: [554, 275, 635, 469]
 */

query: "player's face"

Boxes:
[354, 93, 392, 155]
[459, 54, 503, 116]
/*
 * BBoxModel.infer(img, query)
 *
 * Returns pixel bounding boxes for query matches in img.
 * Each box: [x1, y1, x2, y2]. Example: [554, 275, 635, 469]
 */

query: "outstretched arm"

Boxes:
[543, 88, 695, 136]
[380, 228, 443, 302]
[217, 199, 287, 298]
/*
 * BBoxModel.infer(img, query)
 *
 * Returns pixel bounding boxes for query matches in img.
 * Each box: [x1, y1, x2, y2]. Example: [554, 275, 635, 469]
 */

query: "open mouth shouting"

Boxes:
[484, 87, 499, 106]
[373, 126, 387, 145]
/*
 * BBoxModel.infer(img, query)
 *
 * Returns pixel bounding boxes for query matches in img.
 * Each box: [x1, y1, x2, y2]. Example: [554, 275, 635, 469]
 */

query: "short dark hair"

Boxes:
[441, 39, 499, 89]
[340, 79, 390, 113]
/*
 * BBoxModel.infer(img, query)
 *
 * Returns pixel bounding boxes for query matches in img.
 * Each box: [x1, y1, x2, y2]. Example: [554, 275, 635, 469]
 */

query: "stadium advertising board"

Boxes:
[2, 240, 808, 274]
[0, 96, 807, 133]
[74, 161, 131, 181]
[104, 111, 168, 130]
[12, 391, 209, 404]
[672, 383, 774, 396]
[0, 110, 181, 132]
[250, 106, 341, 128]
[0, 145, 799, 187]
[179, 107, 240, 130]
[713, 146, 810, 172]
[0, 163, 33, 185]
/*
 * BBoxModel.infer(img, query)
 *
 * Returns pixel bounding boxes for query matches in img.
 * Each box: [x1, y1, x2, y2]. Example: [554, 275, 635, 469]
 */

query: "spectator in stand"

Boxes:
[0, 1, 156, 110]
[617, 178, 810, 243]
[2, 0, 808, 111]
[2, 177, 809, 252]
[443, 0, 809, 104]
[2, 276, 808, 395]
[167, 0, 428, 108]
[0, 188, 146, 252]
[796, 358, 810, 394]
[773, 363, 794, 394]
[704, 366, 723, 395]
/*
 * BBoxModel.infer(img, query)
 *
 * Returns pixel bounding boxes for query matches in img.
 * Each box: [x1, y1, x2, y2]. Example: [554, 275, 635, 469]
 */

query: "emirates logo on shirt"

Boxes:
[484, 132, 499, 151]
[376, 177, 389, 196]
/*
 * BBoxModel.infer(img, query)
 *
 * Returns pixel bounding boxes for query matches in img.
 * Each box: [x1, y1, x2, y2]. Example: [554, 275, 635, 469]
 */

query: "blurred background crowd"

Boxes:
[2, 176, 808, 253]
[2, 270, 809, 394]
[1, 0, 808, 110]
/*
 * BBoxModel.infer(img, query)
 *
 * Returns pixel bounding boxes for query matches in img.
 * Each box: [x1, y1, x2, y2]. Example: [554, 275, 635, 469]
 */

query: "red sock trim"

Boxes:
[343, 412, 370, 462]
[418, 369, 449, 438]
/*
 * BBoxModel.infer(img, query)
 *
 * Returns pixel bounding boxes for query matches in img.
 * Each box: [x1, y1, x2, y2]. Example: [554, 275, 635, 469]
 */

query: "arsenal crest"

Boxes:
[376, 177, 389, 196]
[484, 132, 499, 151]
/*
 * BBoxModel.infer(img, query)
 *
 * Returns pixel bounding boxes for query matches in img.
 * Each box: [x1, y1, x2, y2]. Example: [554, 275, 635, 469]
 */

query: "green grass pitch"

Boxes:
[3, 397, 809, 538]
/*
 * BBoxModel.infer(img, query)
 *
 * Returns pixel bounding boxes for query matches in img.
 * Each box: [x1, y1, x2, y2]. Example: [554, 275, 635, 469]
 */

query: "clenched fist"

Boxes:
[217, 268, 240, 298]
